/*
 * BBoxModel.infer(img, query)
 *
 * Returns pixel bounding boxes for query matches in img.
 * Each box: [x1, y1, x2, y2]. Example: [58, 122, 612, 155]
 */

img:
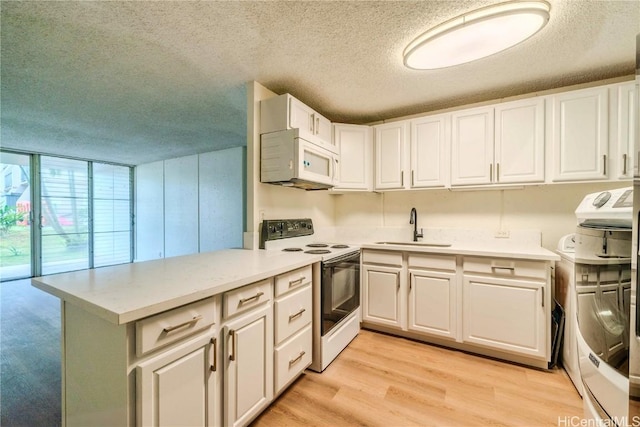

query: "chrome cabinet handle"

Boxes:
[309, 114, 314, 133]
[229, 330, 236, 361]
[163, 315, 203, 333]
[623, 153, 628, 175]
[289, 277, 305, 287]
[239, 291, 264, 304]
[289, 351, 306, 366]
[210, 338, 217, 372]
[315, 117, 320, 135]
[401, 171, 404, 187]
[288, 308, 306, 321]
[411, 170, 414, 187]
[496, 163, 500, 182]
[489, 163, 493, 182]
[541, 287, 545, 308]
[603, 154, 607, 176]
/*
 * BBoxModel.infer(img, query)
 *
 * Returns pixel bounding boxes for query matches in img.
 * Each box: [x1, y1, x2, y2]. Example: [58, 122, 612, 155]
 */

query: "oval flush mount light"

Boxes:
[403, 0, 550, 70]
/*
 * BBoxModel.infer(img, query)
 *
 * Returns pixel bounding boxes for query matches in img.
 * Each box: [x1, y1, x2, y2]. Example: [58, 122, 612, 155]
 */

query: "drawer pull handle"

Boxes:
[491, 266, 515, 273]
[229, 330, 236, 361]
[210, 338, 217, 372]
[239, 291, 264, 304]
[289, 277, 305, 287]
[289, 351, 306, 366]
[163, 315, 203, 333]
[289, 308, 306, 321]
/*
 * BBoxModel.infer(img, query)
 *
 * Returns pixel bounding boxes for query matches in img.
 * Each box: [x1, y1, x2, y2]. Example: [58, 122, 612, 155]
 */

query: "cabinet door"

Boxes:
[224, 305, 273, 427]
[494, 98, 545, 183]
[462, 275, 546, 359]
[289, 96, 315, 138]
[362, 264, 403, 329]
[615, 82, 636, 179]
[333, 123, 372, 190]
[408, 269, 457, 340]
[410, 114, 450, 188]
[313, 112, 334, 149]
[374, 121, 408, 190]
[551, 87, 609, 181]
[137, 332, 218, 427]
[451, 107, 494, 186]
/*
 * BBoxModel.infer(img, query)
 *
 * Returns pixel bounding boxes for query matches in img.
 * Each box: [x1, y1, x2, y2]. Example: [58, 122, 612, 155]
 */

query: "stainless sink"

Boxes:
[374, 241, 452, 247]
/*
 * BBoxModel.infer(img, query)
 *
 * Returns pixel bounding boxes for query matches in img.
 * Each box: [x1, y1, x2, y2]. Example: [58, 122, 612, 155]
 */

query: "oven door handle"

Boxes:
[322, 251, 360, 267]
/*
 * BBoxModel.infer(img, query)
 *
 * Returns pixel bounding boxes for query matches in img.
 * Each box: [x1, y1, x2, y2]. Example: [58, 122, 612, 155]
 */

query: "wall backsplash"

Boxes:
[333, 182, 628, 250]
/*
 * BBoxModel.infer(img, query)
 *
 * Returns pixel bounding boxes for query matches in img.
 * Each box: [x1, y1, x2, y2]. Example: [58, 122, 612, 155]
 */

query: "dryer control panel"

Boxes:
[575, 187, 633, 228]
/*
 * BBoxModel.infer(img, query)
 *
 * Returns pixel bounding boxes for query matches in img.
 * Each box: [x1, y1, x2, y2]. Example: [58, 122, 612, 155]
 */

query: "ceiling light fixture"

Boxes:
[403, 0, 550, 70]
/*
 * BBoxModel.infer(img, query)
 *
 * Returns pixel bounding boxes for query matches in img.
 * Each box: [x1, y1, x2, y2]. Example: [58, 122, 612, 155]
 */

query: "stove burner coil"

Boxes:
[306, 243, 329, 248]
[331, 244, 349, 249]
[305, 249, 331, 254]
[282, 248, 303, 252]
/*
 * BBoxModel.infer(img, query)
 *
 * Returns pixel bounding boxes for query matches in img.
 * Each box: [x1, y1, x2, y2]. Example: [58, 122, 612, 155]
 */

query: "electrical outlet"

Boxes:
[495, 230, 510, 238]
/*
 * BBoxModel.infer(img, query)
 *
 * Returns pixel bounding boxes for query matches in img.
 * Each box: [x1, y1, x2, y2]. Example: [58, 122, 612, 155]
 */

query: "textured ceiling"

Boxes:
[1, 1, 639, 165]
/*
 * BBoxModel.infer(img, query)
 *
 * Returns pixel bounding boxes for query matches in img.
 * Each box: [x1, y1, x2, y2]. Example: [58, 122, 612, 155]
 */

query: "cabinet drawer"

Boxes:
[136, 297, 217, 356]
[463, 257, 547, 280]
[274, 284, 312, 345]
[275, 265, 312, 297]
[362, 250, 403, 267]
[224, 278, 273, 320]
[274, 324, 312, 394]
[408, 253, 456, 271]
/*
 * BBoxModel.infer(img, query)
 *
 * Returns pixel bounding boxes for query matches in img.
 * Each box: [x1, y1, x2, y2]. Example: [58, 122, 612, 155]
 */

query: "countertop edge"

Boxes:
[359, 243, 561, 261]
[31, 256, 320, 325]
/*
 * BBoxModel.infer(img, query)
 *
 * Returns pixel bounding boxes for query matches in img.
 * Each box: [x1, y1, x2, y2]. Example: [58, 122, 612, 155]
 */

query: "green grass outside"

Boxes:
[0, 226, 88, 268]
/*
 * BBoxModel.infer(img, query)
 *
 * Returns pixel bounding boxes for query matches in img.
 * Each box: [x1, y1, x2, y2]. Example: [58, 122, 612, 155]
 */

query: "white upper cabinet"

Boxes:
[260, 93, 335, 154]
[494, 98, 545, 183]
[333, 123, 373, 191]
[451, 107, 495, 186]
[374, 121, 409, 190]
[614, 82, 636, 179]
[452, 99, 544, 186]
[550, 86, 609, 182]
[410, 114, 450, 188]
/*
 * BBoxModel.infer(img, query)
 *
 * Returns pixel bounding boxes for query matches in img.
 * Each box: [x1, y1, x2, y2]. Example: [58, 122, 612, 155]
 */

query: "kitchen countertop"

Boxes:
[31, 249, 321, 325]
[360, 240, 560, 261]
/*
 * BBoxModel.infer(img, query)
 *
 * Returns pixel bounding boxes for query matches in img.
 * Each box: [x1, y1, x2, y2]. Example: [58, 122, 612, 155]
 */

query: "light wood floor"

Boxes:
[252, 329, 583, 427]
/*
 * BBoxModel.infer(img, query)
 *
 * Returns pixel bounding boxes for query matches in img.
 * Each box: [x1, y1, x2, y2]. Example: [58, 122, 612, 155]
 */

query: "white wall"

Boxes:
[334, 182, 628, 250]
[135, 147, 245, 261]
[199, 148, 245, 252]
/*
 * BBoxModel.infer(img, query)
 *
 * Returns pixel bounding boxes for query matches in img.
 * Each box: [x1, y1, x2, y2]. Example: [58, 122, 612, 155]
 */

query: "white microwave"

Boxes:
[261, 129, 338, 190]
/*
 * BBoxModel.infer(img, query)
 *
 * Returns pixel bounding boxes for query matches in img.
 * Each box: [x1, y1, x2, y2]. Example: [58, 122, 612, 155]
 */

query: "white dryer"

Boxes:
[573, 188, 632, 425]
[555, 234, 583, 396]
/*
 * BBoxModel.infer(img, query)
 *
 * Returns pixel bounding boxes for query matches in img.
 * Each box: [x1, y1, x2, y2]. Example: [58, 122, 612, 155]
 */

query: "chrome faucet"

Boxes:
[409, 207, 423, 242]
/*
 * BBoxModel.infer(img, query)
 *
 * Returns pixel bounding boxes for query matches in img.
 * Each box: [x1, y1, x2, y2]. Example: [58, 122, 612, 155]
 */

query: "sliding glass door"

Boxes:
[40, 157, 89, 275]
[93, 163, 132, 267]
[0, 152, 32, 280]
[0, 151, 133, 280]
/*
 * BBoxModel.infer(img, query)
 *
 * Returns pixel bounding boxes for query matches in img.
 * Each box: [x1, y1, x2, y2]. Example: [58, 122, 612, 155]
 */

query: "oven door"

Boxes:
[321, 251, 360, 336]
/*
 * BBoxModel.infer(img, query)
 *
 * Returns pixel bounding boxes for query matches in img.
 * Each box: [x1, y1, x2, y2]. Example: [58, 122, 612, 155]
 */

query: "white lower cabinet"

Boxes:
[361, 262, 404, 329]
[137, 331, 219, 427]
[361, 249, 551, 367]
[223, 285, 274, 427]
[408, 269, 457, 340]
[461, 257, 548, 360]
[462, 275, 546, 358]
[273, 265, 313, 395]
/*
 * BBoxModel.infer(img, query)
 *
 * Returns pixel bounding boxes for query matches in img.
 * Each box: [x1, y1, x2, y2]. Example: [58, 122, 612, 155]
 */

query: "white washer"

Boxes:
[555, 234, 583, 396]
